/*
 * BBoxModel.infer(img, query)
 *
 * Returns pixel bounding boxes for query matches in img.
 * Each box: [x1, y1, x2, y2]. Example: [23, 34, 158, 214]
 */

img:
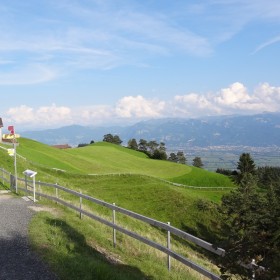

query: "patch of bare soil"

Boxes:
[28, 205, 58, 216]
[89, 241, 123, 265]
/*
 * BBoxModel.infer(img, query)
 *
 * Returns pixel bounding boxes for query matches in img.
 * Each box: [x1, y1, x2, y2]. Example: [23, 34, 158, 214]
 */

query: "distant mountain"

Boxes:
[21, 112, 280, 149]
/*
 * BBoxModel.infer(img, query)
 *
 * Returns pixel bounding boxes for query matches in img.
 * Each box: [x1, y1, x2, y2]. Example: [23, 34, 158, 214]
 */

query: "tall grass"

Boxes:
[29, 201, 221, 280]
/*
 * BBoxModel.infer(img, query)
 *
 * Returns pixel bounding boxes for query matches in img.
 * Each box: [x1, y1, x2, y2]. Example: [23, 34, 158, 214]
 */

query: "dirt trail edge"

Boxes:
[0, 195, 58, 280]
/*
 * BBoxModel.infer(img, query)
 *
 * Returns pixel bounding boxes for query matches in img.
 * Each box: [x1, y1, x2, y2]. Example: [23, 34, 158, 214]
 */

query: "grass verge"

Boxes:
[29, 201, 221, 280]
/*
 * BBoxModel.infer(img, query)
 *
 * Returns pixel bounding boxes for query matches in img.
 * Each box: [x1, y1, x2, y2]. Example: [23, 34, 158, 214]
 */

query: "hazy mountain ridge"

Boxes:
[21, 112, 280, 149]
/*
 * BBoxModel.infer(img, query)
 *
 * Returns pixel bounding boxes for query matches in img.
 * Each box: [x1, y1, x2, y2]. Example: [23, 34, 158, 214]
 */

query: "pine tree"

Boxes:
[192, 157, 203, 168]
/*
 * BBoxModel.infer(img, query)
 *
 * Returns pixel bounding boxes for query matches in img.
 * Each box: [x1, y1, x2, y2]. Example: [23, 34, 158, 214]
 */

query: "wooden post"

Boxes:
[113, 203, 116, 247]
[167, 222, 171, 271]
[79, 191, 82, 219]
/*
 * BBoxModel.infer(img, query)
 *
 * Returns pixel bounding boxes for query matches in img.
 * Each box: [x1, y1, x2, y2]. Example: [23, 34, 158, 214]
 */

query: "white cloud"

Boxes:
[115, 95, 165, 118]
[6, 104, 72, 128]
[173, 82, 280, 116]
[4, 82, 280, 129]
[6, 105, 34, 123]
[215, 82, 251, 107]
[173, 93, 218, 117]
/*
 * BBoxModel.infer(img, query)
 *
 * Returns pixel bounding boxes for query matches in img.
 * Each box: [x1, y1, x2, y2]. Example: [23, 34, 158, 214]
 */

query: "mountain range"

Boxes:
[21, 112, 280, 149]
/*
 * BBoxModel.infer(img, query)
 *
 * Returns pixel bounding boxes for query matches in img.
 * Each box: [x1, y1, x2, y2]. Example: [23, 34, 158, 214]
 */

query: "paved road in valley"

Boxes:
[0, 194, 58, 280]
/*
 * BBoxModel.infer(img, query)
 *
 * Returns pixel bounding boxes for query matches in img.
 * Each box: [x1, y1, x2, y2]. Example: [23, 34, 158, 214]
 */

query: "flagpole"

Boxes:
[14, 137, 17, 193]
[13, 127, 17, 193]
[0, 117, 3, 143]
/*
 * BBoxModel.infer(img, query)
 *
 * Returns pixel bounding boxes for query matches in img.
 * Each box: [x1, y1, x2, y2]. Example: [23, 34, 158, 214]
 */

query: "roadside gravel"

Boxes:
[0, 195, 58, 280]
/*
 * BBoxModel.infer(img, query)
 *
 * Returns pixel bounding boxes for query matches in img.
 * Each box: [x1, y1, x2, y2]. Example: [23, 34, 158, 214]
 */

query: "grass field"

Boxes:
[0, 138, 234, 279]
[13, 139, 234, 187]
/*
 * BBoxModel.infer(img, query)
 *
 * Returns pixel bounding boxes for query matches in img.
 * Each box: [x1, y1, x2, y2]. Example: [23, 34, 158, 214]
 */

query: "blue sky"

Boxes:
[1, 0, 280, 130]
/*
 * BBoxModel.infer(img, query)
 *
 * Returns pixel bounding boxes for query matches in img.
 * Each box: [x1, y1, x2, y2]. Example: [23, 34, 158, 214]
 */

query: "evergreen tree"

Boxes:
[147, 140, 159, 155]
[237, 153, 256, 174]
[168, 152, 178, 162]
[103, 134, 122, 145]
[138, 139, 148, 152]
[177, 151, 186, 164]
[234, 153, 256, 184]
[192, 157, 203, 168]
[127, 138, 138, 150]
[219, 161, 280, 279]
[112, 135, 122, 145]
[103, 133, 114, 143]
[152, 149, 167, 160]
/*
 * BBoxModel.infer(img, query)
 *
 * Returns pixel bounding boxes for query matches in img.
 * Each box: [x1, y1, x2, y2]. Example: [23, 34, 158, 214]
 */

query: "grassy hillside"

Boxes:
[0, 138, 234, 279]
[12, 139, 234, 188]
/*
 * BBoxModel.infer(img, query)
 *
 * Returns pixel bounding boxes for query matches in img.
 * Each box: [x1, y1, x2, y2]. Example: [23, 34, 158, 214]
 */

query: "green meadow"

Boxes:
[0, 138, 235, 279]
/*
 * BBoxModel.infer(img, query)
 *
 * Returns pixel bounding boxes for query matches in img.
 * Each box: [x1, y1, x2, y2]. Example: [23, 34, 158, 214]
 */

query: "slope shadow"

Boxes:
[42, 217, 153, 280]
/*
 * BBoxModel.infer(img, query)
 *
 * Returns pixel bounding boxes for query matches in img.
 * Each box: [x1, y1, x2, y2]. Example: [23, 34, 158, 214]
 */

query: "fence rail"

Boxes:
[0, 167, 223, 280]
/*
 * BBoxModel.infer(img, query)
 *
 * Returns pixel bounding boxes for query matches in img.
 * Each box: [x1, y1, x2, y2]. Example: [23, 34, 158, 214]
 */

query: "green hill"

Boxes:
[0, 138, 234, 279]
[12, 139, 234, 187]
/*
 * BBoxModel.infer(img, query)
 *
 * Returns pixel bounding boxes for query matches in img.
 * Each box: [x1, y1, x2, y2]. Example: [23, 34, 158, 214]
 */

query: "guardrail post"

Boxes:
[79, 191, 83, 219]
[167, 222, 171, 271]
[113, 203, 116, 247]
[55, 183, 58, 203]
[38, 181, 41, 200]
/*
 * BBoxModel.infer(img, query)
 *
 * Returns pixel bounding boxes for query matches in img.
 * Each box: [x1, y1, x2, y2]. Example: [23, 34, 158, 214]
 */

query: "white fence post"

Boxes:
[113, 203, 116, 247]
[167, 222, 171, 271]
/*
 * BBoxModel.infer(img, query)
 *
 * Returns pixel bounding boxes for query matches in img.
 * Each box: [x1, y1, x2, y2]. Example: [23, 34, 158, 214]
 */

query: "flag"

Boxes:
[8, 126, 14, 135]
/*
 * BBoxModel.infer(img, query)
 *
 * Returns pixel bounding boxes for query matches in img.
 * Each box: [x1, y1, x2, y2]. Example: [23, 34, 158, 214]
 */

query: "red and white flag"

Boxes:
[8, 126, 14, 135]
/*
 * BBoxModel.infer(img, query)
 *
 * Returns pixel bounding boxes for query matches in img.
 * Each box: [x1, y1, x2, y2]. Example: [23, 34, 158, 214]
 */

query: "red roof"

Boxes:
[52, 144, 71, 149]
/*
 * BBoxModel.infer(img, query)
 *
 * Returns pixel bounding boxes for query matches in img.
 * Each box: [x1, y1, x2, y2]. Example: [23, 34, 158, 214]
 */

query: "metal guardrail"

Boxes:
[1, 167, 223, 280]
[0, 167, 267, 279]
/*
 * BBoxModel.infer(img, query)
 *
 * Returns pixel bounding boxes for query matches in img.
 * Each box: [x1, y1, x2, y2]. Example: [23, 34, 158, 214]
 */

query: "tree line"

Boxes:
[216, 153, 280, 279]
[102, 134, 204, 166]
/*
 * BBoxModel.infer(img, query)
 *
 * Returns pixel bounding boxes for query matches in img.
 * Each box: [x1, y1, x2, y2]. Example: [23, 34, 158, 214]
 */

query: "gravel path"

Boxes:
[0, 195, 58, 280]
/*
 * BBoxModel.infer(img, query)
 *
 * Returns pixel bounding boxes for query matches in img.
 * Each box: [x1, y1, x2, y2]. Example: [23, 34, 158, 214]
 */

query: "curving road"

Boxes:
[0, 194, 58, 280]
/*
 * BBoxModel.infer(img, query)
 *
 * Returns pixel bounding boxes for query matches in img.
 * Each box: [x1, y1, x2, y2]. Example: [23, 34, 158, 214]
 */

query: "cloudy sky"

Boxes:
[1, 0, 280, 130]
